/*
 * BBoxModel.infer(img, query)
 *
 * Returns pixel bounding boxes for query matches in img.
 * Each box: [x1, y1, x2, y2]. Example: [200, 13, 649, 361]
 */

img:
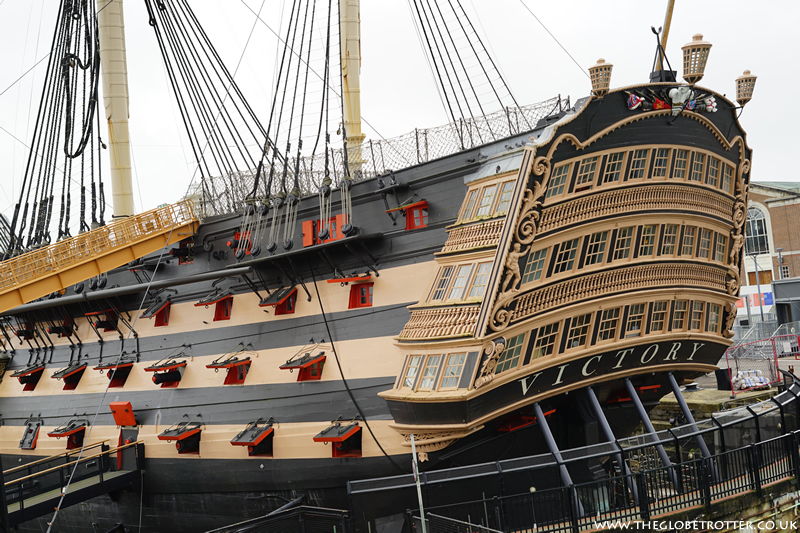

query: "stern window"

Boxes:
[532, 323, 559, 359]
[418, 355, 442, 390]
[439, 353, 466, 389]
[495, 334, 525, 374]
[522, 249, 547, 284]
[402, 356, 423, 388]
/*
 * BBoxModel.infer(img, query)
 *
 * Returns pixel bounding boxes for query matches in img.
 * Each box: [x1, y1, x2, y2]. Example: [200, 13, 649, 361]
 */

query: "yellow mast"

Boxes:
[96, 0, 135, 218]
[657, 0, 675, 71]
[340, 0, 365, 178]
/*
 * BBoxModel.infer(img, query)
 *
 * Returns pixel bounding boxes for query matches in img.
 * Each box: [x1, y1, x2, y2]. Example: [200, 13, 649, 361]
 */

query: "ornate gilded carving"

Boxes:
[500, 243, 527, 293]
[722, 301, 737, 339]
[398, 427, 484, 461]
[488, 163, 549, 333]
[473, 337, 506, 389]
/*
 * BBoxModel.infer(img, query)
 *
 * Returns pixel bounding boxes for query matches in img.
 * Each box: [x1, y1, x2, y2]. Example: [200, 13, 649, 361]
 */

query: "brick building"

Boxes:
[738, 182, 800, 325]
[746, 182, 800, 283]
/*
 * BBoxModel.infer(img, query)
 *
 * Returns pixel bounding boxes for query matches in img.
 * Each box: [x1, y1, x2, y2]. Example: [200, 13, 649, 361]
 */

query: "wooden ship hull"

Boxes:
[0, 83, 751, 530]
[0, 1, 754, 531]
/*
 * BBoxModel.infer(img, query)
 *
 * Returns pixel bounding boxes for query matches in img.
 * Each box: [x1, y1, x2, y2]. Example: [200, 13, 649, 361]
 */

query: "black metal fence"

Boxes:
[406, 430, 800, 532]
[205, 506, 350, 533]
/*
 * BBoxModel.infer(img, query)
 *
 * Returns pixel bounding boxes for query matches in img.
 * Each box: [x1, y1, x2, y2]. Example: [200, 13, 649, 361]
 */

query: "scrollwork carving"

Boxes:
[722, 301, 736, 339]
[474, 337, 506, 389]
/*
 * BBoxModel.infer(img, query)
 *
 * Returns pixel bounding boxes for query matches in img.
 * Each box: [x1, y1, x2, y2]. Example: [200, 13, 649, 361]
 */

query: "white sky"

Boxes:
[0, 0, 796, 222]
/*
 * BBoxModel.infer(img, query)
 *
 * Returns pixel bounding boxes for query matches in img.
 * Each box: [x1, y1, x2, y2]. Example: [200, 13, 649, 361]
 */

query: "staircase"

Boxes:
[0, 200, 198, 315]
[3, 440, 144, 527]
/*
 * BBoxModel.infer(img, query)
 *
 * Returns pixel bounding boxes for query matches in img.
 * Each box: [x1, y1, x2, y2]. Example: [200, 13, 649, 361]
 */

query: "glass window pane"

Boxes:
[475, 185, 498, 217]
[440, 353, 467, 388]
[545, 165, 570, 199]
[614, 227, 634, 260]
[603, 152, 625, 184]
[431, 266, 454, 301]
[467, 263, 492, 299]
[418, 355, 442, 390]
[403, 356, 423, 388]
[496, 334, 526, 374]
[585, 231, 608, 266]
[448, 265, 473, 300]
[522, 249, 547, 284]
[494, 182, 515, 215]
[554, 238, 579, 274]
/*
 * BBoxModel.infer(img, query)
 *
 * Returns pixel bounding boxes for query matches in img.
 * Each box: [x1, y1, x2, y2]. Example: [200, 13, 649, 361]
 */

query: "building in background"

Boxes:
[737, 182, 800, 330]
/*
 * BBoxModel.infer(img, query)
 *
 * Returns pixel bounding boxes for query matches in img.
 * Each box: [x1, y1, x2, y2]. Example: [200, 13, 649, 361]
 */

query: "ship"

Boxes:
[0, 0, 756, 531]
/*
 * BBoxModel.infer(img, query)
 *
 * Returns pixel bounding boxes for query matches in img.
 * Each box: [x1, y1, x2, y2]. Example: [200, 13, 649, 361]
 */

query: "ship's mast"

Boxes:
[657, 0, 675, 71]
[340, 0, 365, 177]
[97, 0, 135, 218]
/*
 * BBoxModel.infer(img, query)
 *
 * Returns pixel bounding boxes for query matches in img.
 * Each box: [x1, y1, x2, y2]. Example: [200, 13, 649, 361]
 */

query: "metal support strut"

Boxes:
[623, 378, 680, 491]
[586, 387, 638, 505]
[532, 403, 584, 516]
[667, 372, 719, 481]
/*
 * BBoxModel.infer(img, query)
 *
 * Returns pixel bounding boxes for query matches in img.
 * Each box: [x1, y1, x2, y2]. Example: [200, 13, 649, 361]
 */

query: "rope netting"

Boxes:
[188, 95, 568, 217]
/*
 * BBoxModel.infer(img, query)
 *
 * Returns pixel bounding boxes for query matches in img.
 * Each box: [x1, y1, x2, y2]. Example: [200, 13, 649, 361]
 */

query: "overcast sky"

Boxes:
[0, 0, 796, 222]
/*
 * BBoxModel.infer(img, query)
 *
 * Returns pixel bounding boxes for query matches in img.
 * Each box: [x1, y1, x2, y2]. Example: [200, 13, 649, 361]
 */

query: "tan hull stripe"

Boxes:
[0, 420, 406, 461]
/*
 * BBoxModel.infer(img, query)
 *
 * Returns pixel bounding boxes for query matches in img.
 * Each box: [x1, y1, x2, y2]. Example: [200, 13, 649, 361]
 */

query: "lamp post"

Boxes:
[749, 252, 765, 322]
[777, 248, 784, 279]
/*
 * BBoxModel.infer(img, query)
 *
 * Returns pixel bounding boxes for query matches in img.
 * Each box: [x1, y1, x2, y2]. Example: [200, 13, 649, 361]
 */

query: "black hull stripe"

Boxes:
[0, 377, 394, 426]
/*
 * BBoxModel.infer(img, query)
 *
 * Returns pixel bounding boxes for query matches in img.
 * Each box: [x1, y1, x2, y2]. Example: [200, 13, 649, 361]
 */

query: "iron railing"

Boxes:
[408, 430, 800, 532]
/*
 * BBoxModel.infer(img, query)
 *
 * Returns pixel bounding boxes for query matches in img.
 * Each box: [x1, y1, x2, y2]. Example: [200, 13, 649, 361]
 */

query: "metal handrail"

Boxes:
[4, 440, 143, 487]
[3, 440, 110, 475]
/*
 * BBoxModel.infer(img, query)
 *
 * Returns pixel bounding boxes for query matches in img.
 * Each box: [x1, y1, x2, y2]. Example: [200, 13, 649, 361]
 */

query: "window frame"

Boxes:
[585, 231, 608, 266]
[474, 184, 498, 218]
[652, 148, 671, 178]
[745, 207, 770, 255]
[638, 225, 657, 257]
[681, 227, 697, 257]
[708, 304, 722, 334]
[690, 153, 706, 182]
[614, 227, 635, 261]
[627, 149, 649, 180]
[625, 304, 646, 338]
[522, 249, 547, 285]
[417, 355, 443, 390]
[698, 229, 712, 259]
[405, 204, 428, 230]
[672, 300, 689, 331]
[466, 262, 492, 299]
[349, 283, 374, 309]
[690, 301, 705, 331]
[532, 323, 559, 359]
[494, 181, 515, 215]
[707, 157, 720, 187]
[661, 225, 679, 256]
[401, 355, 423, 388]
[459, 190, 479, 222]
[565, 314, 592, 351]
[439, 353, 467, 390]
[597, 308, 621, 342]
[495, 333, 526, 375]
[715, 234, 727, 263]
[650, 301, 669, 334]
[602, 152, 626, 184]
[574, 156, 599, 191]
[672, 149, 689, 180]
[553, 238, 580, 274]
[545, 164, 570, 199]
